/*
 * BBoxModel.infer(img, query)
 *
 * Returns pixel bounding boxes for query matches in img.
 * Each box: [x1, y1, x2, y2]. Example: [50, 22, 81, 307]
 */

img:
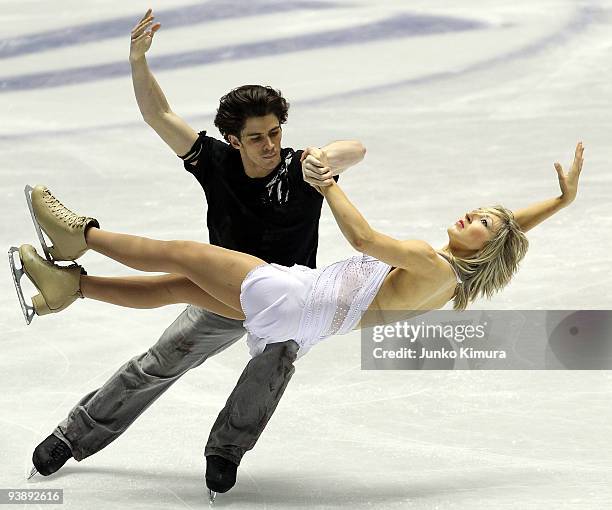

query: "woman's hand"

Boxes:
[130, 9, 161, 62]
[554, 142, 584, 206]
[301, 147, 335, 191]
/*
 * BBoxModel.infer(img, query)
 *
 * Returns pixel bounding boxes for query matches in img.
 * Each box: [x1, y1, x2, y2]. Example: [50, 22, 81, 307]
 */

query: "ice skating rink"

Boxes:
[1, 0, 611, 508]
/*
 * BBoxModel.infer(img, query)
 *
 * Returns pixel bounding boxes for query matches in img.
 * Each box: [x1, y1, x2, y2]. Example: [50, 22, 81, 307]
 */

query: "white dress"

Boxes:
[240, 254, 391, 358]
[240, 252, 462, 358]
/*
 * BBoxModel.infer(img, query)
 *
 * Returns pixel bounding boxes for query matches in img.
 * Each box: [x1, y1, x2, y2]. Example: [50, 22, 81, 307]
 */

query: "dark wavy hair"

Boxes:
[214, 85, 289, 141]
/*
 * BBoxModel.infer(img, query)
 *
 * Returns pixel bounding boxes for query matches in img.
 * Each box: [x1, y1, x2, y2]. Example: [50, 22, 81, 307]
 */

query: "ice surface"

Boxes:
[1, 0, 611, 508]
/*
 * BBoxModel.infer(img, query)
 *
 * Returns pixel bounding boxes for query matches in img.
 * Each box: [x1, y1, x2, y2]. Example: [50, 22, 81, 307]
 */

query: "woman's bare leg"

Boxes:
[84, 227, 265, 312]
[80, 274, 245, 320]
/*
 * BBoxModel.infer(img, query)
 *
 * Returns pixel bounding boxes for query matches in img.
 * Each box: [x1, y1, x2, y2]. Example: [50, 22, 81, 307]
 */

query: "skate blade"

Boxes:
[208, 489, 217, 505]
[26, 466, 38, 480]
[8, 247, 36, 325]
[24, 184, 53, 262]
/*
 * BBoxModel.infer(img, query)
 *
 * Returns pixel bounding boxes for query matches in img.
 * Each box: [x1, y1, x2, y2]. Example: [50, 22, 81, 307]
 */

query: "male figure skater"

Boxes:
[30, 9, 365, 496]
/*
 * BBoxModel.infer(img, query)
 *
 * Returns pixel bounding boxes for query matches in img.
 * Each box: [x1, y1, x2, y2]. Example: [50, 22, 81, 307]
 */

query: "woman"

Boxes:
[11, 143, 584, 357]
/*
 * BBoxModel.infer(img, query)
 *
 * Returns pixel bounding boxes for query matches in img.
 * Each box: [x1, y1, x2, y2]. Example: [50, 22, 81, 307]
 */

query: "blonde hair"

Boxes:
[440, 205, 529, 310]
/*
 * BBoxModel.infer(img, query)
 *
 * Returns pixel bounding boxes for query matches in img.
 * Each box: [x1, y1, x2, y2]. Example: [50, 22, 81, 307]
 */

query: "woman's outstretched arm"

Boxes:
[513, 142, 584, 232]
[305, 149, 438, 271]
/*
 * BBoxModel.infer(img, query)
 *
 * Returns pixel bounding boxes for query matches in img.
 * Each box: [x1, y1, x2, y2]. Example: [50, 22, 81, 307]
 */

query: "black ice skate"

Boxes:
[206, 455, 237, 503]
[28, 434, 73, 478]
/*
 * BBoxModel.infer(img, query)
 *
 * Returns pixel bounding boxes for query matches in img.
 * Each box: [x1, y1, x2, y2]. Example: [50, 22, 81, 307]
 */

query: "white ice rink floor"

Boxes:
[1, 0, 611, 508]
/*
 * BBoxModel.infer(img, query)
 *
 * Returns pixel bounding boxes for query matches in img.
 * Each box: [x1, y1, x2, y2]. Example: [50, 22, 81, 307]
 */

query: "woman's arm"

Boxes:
[314, 167, 437, 272]
[318, 181, 372, 248]
[514, 142, 584, 233]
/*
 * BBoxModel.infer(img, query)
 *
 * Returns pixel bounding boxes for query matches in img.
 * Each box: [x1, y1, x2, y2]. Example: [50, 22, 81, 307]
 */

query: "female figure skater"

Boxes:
[11, 143, 584, 357]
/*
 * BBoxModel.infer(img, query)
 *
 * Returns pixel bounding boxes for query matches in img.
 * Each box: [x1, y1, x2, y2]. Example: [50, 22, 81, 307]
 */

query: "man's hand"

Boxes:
[301, 147, 335, 192]
[555, 142, 584, 206]
[130, 8, 161, 62]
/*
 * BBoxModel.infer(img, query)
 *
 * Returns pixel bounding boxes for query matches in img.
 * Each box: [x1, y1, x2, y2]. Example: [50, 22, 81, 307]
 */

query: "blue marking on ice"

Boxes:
[0, 0, 341, 60]
[0, 13, 486, 92]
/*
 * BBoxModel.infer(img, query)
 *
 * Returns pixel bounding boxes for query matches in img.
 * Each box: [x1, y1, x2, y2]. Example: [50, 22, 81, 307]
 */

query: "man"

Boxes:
[30, 9, 365, 495]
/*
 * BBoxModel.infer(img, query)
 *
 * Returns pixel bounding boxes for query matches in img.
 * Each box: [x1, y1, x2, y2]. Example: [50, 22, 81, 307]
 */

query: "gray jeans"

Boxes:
[54, 306, 298, 466]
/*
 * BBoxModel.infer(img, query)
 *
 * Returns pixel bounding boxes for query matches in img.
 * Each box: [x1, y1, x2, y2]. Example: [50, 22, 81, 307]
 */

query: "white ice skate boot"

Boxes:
[25, 184, 99, 261]
[9, 244, 85, 324]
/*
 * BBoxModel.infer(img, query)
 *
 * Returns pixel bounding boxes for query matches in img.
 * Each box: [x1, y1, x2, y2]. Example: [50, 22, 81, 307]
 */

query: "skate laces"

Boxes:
[50, 440, 71, 460]
[43, 189, 90, 229]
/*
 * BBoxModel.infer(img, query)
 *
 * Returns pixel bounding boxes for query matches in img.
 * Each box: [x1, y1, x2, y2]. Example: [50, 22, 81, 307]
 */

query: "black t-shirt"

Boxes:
[181, 131, 337, 269]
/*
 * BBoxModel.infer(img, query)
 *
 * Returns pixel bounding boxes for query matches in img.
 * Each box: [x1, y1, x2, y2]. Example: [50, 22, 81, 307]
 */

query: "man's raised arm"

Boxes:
[301, 141, 366, 187]
[129, 9, 198, 157]
[322, 141, 367, 176]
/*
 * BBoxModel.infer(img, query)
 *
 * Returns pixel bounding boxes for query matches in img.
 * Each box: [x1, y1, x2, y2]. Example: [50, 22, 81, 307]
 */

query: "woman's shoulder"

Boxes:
[433, 251, 463, 284]
[391, 250, 460, 293]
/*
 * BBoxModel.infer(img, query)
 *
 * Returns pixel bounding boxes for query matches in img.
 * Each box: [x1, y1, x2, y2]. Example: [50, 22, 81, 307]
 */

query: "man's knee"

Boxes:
[237, 340, 298, 402]
[138, 314, 201, 378]
[140, 337, 199, 379]
[259, 340, 299, 367]
[139, 307, 244, 378]
[225, 341, 298, 433]
[279, 339, 300, 361]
